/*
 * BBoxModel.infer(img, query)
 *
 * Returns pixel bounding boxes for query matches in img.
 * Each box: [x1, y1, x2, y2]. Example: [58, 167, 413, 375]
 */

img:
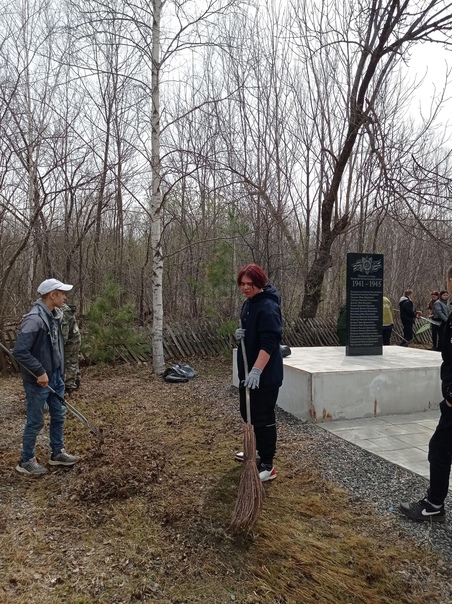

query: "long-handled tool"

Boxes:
[415, 315, 441, 335]
[393, 308, 437, 341]
[230, 335, 264, 534]
[0, 342, 103, 442]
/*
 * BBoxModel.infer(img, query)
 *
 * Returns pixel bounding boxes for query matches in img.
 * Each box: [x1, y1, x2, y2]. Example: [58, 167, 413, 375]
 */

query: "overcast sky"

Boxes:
[406, 42, 452, 125]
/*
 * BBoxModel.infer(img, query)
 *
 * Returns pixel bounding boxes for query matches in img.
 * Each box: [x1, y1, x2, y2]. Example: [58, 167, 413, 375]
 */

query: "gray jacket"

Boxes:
[13, 299, 65, 383]
[433, 299, 449, 323]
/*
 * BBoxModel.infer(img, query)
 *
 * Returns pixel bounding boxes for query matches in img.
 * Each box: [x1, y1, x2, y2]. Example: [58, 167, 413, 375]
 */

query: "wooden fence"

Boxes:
[0, 315, 432, 372]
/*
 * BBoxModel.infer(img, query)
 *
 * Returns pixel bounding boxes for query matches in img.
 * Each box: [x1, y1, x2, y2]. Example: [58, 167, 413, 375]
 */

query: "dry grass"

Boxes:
[0, 358, 451, 603]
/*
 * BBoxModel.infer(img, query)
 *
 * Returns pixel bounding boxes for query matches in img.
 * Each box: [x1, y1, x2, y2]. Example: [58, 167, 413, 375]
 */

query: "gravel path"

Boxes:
[275, 405, 452, 565]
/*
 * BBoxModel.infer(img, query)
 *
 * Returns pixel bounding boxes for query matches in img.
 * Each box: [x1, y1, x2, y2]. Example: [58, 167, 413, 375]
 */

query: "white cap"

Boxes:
[37, 279, 73, 296]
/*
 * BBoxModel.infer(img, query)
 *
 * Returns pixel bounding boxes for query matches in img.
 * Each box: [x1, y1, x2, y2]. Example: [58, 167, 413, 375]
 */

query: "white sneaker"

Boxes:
[258, 464, 276, 482]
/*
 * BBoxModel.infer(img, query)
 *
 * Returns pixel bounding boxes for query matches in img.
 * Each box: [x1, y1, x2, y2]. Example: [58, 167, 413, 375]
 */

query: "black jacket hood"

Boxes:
[249, 284, 281, 305]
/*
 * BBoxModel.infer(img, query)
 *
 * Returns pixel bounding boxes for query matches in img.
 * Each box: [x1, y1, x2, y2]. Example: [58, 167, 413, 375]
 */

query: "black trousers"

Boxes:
[402, 321, 413, 344]
[382, 325, 392, 345]
[239, 386, 278, 466]
[431, 324, 442, 350]
[428, 392, 452, 505]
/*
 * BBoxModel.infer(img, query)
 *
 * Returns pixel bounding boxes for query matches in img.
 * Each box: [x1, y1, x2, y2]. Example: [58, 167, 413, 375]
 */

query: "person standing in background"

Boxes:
[428, 291, 439, 317]
[399, 289, 421, 346]
[432, 290, 449, 351]
[62, 304, 81, 392]
[336, 303, 347, 345]
[428, 291, 441, 350]
[382, 296, 394, 345]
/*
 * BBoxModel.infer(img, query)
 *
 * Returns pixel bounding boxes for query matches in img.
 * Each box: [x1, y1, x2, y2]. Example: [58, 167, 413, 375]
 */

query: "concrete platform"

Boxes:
[233, 346, 442, 422]
[321, 410, 440, 479]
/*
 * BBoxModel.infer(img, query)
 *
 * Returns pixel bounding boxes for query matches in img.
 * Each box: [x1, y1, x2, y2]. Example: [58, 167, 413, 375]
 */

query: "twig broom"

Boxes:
[230, 338, 264, 534]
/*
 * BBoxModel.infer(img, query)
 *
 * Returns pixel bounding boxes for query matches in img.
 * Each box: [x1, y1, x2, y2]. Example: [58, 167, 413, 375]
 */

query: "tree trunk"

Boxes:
[298, 0, 452, 318]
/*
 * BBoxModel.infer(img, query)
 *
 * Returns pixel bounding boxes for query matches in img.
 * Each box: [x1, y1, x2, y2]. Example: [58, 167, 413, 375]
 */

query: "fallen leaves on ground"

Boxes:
[1, 358, 451, 604]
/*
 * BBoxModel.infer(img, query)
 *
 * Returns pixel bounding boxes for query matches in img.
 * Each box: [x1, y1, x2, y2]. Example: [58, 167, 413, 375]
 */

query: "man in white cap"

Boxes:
[13, 278, 80, 475]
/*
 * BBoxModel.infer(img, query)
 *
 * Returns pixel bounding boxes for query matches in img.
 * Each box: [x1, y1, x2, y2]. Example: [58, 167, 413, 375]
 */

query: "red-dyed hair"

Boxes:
[237, 264, 268, 289]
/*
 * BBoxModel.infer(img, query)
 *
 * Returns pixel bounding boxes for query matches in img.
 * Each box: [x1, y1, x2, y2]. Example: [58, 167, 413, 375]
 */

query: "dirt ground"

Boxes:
[1, 358, 452, 604]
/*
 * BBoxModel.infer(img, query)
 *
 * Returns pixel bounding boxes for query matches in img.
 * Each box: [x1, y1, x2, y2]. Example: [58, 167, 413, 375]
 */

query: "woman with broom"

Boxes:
[235, 264, 283, 482]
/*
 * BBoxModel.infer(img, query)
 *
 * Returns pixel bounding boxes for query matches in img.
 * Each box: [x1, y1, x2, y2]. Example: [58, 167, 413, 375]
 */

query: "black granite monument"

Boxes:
[346, 253, 384, 356]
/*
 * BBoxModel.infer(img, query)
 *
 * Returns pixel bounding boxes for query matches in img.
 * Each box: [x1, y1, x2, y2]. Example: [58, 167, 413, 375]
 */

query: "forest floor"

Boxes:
[1, 357, 452, 604]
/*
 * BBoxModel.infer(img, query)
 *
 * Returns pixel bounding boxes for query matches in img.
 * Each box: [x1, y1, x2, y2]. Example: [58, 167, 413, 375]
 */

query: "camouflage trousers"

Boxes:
[65, 345, 81, 391]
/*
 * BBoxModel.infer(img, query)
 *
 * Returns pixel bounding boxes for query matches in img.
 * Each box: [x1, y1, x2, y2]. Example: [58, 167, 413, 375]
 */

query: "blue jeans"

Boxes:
[21, 369, 66, 461]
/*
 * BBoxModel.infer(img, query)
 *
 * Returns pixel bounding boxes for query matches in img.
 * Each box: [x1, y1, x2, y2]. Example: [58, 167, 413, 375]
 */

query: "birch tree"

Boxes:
[71, 0, 239, 373]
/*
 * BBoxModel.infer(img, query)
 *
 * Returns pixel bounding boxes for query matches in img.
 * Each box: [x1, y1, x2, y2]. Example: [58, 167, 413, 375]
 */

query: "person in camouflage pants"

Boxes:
[61, 304, 81, 392]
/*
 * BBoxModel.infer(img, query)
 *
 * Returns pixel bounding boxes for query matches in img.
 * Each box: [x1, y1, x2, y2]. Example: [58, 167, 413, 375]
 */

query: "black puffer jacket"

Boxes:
[441, 309, 452, 390]
[237, 284, 283, 390]
[399, 296, 416, 325]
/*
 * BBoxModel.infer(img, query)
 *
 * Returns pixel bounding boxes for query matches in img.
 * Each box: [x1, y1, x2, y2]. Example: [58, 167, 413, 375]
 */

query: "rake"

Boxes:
[415, 315, 440, 335]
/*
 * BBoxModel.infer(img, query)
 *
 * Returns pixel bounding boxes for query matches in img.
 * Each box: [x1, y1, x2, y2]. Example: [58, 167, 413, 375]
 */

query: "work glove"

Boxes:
[235, 328, 246, 342]
[244, 367, 262, 390]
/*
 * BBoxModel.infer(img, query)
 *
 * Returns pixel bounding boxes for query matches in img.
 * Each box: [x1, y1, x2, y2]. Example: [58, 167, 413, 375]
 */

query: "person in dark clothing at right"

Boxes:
[400, 266, 452, 522]
[399, 289, 421, 346]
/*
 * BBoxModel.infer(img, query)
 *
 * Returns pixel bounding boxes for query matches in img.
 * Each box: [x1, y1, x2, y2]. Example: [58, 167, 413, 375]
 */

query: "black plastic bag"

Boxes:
[163, 363, 198, 383]
[280, 344, 291, 358]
